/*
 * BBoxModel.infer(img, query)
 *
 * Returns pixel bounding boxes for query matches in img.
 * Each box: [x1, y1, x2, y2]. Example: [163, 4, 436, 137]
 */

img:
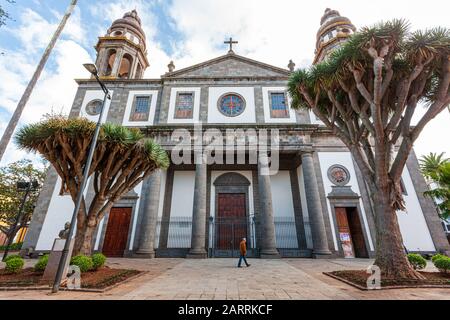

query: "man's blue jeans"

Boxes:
[238, 255, 249, 267]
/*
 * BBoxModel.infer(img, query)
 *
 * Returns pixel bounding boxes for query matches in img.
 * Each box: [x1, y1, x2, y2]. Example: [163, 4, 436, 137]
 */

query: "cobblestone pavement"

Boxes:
[0, 258, 449, 300]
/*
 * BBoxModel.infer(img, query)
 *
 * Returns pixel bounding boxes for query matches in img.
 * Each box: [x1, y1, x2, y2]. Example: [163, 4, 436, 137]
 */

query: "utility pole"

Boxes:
[0, 0, 78, 162]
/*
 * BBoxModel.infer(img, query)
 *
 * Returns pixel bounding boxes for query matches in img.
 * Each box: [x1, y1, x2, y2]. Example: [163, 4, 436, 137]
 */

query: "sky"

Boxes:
[0, 0, 449, 167]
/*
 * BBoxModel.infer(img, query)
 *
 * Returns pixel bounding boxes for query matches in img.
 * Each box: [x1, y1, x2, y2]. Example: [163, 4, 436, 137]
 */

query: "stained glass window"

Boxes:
[130, 95, 151, 121]
[218, 93, 245, 117]
[270, 92, 289, 118]
[175, 92, 194, 119]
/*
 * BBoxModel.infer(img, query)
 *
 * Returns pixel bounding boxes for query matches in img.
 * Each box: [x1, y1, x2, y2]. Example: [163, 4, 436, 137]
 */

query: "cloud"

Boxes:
[0, 0, 449, 167]
[88, 0, 172, 77]
[0, 8, 93, 166]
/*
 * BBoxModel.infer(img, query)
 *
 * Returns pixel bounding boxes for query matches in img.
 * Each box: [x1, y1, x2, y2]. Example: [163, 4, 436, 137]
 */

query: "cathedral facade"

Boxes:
[22, 9, 450, 259]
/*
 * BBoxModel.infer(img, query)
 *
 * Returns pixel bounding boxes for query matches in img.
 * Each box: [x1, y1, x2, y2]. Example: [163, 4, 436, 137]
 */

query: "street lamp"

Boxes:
[2, 180, 39, 262]
[51, 63, 110, 293]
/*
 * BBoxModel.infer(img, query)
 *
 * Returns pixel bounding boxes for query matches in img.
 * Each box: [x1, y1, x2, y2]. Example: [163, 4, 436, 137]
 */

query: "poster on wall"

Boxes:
[339, 232, 355, 258]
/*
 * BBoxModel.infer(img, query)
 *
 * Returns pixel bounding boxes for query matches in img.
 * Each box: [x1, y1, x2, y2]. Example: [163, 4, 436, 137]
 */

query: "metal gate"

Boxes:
[209, 216, 258, 258]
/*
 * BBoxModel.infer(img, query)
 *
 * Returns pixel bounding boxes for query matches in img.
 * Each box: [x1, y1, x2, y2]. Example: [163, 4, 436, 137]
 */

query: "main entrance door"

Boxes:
[214, 193, 248, 257]
[102, 207, 132, 257]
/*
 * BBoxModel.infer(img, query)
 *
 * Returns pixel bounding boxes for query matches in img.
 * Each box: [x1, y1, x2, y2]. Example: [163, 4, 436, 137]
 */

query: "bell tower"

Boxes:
[313, 8, 356, 64]
[94, 10, 149, 79]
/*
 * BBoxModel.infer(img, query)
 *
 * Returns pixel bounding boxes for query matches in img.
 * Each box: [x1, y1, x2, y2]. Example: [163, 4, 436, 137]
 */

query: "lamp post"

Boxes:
[51, 64, 110, 293]
[2, 180, 39, 262]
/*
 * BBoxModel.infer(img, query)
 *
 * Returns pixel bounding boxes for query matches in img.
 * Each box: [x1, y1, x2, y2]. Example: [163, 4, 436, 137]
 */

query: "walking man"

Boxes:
[238, 237, 251, 268]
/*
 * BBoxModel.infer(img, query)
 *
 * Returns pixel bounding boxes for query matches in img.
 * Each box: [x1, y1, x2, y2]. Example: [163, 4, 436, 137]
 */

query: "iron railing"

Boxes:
[154, 215, 307, 251]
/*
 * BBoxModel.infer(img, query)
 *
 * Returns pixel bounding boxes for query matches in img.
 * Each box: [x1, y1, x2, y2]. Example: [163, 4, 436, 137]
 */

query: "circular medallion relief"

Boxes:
[217, 93, 246, 117]
[85, 99, 103, 116]
[327, 165, 350, 186]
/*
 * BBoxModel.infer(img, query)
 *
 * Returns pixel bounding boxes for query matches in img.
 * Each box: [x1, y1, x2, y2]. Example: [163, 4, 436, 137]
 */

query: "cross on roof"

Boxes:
[224, 37, 238, 53]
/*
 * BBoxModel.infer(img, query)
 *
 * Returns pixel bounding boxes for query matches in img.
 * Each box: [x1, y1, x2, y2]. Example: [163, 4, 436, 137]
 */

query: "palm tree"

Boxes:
[420, 152, 449, 178]
[288, 20, 450, 279]
[420, 153, 450, 219]
[0, 0, 78, 162]
[15, 116, 169, 255]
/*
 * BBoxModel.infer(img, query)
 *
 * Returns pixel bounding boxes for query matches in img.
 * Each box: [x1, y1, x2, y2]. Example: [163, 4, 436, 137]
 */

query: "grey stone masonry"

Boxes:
[289, 169, 308, 249]
[301, 151, 332, 257]
[187, 154, 208, 258]
[258, 153, 281, 258]
[21, 167, 59, 256]
[406, 151, 450, 255]
[136, 170, 162, 258]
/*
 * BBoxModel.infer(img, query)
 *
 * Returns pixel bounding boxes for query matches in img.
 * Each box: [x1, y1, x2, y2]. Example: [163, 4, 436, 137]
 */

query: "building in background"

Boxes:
[21, 9, 450, 259]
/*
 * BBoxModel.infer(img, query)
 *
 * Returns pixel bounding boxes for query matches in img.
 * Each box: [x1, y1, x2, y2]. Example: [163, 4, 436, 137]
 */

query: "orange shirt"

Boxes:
[240, 240, 247, 255]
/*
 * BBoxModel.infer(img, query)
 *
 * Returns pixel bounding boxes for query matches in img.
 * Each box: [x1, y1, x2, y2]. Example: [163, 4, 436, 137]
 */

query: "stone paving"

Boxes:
[0, 258, 449, 300]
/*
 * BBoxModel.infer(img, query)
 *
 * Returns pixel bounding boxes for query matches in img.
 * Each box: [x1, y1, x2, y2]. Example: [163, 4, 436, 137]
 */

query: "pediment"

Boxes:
[164, 53, 291, 79]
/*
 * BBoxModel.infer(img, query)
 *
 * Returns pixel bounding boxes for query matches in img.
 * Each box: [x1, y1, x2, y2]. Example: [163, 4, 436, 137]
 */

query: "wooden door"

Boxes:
[102, 207, 132, 257]
[335, 207, 355, 258]
[216, 193, 247, 251]
[347, 208, 368, 258]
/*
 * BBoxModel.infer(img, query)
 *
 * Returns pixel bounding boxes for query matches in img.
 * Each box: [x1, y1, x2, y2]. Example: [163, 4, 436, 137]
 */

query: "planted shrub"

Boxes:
[5, 257, 24, 274]
[431, 253, 446, 263]
[407, 253, 427, 270]
[433, 256, 450, 273]
[0, 242, 23, 252]
[91, 253, 106, 270]
[3, 254, 22, 263]
[70, 255, 93, 273]
[34, 254, 49, 273]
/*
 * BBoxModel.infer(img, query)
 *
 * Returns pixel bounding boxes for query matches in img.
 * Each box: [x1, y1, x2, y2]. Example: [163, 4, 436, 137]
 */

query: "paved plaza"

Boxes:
[0, 258, 449, 300]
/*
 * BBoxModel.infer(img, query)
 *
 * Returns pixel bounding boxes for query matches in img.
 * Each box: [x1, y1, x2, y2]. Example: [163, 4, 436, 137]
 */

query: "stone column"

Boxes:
[187, 154, 208, 258]
[136, 170, 161, 258]
[258, 153, 281, 258]
[301, 151, 332, 257]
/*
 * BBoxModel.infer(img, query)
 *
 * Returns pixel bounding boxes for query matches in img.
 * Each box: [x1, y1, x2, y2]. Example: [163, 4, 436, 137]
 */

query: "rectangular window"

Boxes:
[270, 92, 289, 118]
[130, 95, 151, 121]
[174, 92, 194, 119]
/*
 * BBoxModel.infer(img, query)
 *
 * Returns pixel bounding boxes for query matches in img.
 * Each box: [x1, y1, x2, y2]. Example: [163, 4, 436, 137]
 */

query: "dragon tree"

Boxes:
[288, 20, 450, 279]
[15, 116, 169, 255]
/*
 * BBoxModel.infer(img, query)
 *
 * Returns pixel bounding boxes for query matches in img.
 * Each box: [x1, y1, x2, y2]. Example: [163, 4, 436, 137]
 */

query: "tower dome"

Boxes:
[94, 10, 149, 79]
[108, 9, 146, 51]
[313, 8, 356, 64]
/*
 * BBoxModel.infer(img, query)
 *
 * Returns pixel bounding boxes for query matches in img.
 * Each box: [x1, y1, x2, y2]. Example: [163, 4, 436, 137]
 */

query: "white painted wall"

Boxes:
[167, 171, 195, 248]
[167, 87, 201, 124]
[35, 179, 73, 250]
[79, 90, 114, 123]
[270, 171, 295, 218]
[317, 152, 375, 251]
[262, 87, 296, 123]
[127, 182, 143, 250]
[207, 87, 256, 123]
[309, 110, 323, 125]
[35, 178, 89, 250]
[122, 90, 158, 126]
[270, 171, 298, 248]
[297, 166, 313, 249]
[397, 168, 436, 251]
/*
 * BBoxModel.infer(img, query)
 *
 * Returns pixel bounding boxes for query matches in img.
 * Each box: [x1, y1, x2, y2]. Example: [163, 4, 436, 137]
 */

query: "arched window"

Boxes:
[118, 54, 133, 79]
[104, 49, 116, 76]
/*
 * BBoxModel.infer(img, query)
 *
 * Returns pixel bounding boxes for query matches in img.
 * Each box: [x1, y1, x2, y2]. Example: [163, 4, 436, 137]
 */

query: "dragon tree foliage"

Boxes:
[288, 20, 450, 279]
[15, 116, 169, 255]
